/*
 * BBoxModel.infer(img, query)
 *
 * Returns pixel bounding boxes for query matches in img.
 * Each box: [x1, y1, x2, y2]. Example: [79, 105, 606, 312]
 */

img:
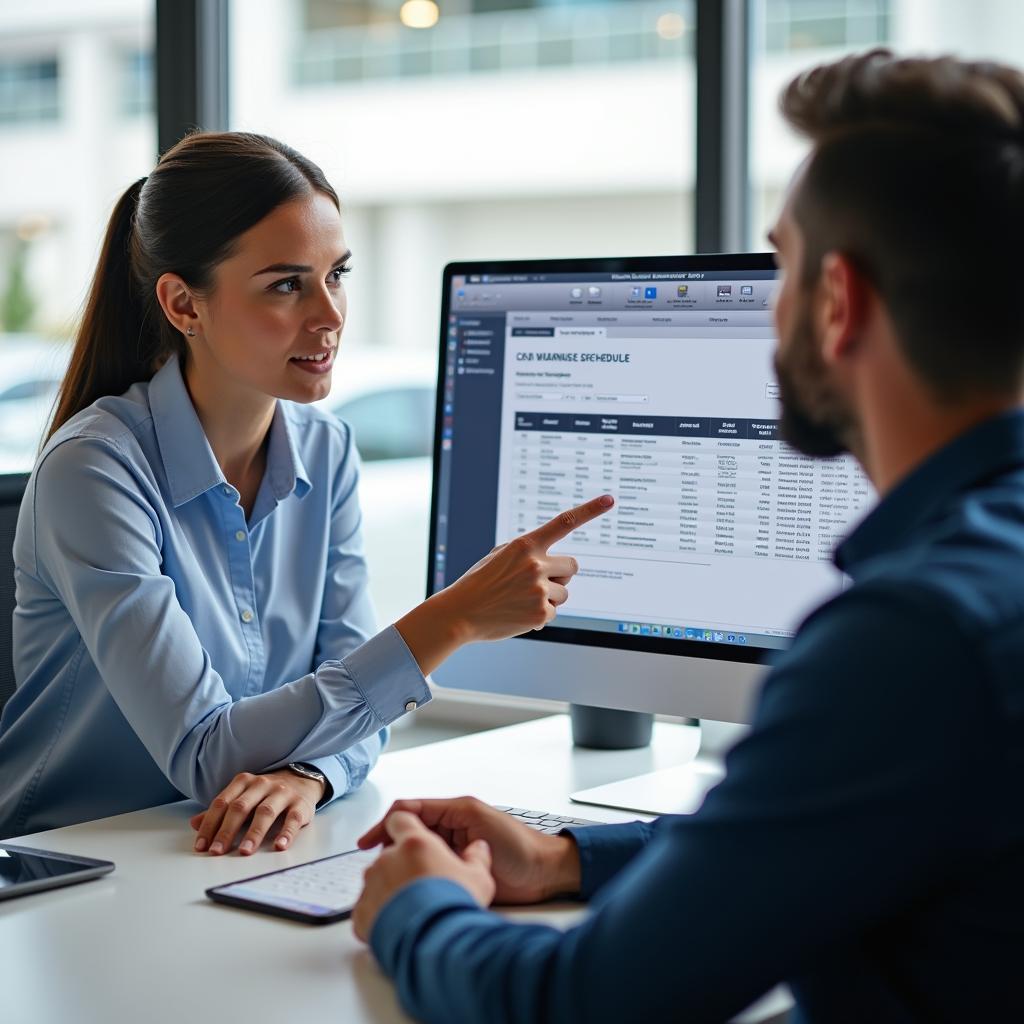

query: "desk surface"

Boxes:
[1, 715, 789, 1024]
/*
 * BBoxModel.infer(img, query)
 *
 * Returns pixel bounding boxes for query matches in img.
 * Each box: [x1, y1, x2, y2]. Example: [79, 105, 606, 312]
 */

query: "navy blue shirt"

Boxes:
[370, 410, 1024, 1024]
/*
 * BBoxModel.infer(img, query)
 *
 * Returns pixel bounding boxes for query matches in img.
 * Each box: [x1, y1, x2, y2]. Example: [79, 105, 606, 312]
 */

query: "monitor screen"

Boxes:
[428, 256, 875, 666]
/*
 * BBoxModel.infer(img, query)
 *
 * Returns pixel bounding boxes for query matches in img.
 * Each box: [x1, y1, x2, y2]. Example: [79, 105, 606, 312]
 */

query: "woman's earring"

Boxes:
[185, 327, 195, 337]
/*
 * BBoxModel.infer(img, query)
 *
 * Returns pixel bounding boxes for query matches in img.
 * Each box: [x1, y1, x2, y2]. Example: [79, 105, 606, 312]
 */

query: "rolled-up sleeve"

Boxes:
[31, 436, 429, 807]
[299, 427, 430, 804]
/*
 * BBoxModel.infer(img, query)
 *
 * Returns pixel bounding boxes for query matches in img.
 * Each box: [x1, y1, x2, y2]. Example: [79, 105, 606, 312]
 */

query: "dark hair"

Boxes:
[780, 49, 1024, 401]
[48, 132, 340, 440]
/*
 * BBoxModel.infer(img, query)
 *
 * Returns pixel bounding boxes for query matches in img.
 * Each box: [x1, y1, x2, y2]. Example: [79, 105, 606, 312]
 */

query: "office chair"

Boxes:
[0, 473, 28, 716]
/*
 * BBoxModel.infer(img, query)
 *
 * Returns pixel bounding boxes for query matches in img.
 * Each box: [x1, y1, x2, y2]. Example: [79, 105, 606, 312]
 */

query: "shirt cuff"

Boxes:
[370, 877, 480, 975]
[342, 625, 432, 727]
[302, 754, 347, 809]
[564, 820, 654, 899]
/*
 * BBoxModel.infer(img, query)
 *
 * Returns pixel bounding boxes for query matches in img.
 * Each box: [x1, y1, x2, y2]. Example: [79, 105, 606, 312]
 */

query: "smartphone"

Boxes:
[205, 846, 377, 924]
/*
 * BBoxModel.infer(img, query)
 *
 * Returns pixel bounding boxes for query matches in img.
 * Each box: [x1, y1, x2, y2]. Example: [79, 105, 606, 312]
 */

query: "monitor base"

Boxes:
[570, 723, 726, 816]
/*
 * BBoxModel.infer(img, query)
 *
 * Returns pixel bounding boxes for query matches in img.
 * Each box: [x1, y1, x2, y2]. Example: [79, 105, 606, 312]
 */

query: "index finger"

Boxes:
[524, 494, 615, 550]
[358, 799, 426, 849]
[385, 810, 428, 843]
[357, 797, 485, 849]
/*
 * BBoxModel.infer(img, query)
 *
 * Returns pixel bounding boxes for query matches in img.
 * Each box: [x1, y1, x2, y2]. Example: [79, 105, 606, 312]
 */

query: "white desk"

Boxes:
[1, 716, 790, 1024]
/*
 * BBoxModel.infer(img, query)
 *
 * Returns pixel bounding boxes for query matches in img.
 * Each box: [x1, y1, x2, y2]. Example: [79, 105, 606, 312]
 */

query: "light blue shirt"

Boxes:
[0, 355, 430, 838]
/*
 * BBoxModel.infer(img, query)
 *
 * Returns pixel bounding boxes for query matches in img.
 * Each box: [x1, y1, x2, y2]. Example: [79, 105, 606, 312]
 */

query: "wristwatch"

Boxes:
[286, 762, 330, 806]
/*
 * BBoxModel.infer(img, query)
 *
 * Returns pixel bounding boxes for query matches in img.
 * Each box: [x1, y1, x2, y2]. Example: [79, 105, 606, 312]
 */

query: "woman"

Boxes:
[0, 132, 611, 854]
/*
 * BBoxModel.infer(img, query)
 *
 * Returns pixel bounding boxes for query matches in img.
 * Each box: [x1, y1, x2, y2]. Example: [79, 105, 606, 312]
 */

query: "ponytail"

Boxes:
[47, 132, 340, 443]
[47, 177, 165, 442]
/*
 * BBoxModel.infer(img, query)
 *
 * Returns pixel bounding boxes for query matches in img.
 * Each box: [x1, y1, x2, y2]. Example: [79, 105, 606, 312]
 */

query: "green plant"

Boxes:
[1, 238, 37, 332]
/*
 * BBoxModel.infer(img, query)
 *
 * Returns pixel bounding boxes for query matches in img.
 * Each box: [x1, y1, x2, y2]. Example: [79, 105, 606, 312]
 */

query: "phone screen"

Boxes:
[211, 847, 377, 918]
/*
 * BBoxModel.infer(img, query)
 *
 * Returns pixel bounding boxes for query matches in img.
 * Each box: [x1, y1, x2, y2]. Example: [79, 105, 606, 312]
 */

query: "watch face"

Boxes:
[289, 763, 323, 782]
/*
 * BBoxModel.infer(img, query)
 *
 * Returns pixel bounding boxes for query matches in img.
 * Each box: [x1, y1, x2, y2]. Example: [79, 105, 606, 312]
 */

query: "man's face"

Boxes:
[769, 189, 854, 458]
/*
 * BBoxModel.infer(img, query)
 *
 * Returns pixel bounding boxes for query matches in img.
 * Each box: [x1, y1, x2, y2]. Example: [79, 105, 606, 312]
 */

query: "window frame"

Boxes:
[156, 0, 749, 248]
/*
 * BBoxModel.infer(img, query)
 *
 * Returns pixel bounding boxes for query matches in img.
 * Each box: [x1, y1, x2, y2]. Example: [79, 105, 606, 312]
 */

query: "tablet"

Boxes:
[0, 844, 115, 901]
[206, 846, 377, 925]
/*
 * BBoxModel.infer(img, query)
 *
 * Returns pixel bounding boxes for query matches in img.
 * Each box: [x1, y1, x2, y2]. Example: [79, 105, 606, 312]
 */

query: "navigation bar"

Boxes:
[514, 412, 781, 441]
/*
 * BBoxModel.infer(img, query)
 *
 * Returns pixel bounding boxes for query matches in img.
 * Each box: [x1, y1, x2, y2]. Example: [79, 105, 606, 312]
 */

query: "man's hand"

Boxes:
[352, 810, 496, 942]
[190, 769, 325, 855]
[357, 797, 582, 906]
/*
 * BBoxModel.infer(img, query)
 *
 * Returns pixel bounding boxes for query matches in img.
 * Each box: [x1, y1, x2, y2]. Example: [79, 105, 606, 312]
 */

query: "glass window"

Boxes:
[231, 0, 694, 617]
[749, 0, 893, 247]
[293, 0, 689, 84]
[118, 47, 154, 117]
[763, 0, 890, 53]
[0, 379, 60, 402]
[0, 57, 60, 125]
[749, 0, 1024, 248]
[0, 2, 155, 474]
[333, 387, 435, 462]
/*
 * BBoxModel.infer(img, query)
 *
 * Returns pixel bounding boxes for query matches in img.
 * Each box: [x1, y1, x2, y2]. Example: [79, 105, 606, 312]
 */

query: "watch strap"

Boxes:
[287, 762, 331, 807]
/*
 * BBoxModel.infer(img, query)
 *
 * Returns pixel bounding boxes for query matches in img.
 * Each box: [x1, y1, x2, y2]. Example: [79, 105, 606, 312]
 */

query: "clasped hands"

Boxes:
[351, 797, 583, 942]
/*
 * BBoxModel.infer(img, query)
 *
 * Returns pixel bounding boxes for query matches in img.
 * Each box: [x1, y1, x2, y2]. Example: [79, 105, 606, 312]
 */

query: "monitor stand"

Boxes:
[570, 720, 728, 817]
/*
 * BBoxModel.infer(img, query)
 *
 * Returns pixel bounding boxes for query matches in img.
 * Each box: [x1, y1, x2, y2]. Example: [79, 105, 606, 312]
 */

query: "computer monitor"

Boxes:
[427, 255, 875, 813]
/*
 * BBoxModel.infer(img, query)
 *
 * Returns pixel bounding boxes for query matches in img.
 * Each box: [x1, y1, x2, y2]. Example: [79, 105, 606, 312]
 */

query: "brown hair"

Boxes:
[780, 49, 1024, 400]
[48, 132, 339, 440]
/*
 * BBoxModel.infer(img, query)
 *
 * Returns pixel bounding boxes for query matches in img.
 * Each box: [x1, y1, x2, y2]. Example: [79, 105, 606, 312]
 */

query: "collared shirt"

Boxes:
[0, 356, 430, 838]
[369, 409, 1024, 1024]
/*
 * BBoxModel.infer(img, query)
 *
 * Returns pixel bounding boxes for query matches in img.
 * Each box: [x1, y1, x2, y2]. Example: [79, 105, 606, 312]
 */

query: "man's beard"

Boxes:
[774, 303, 853, 459]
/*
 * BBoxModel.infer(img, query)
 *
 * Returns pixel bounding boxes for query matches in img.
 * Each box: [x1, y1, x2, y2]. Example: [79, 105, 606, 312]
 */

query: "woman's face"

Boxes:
[189, 191, 349, 407]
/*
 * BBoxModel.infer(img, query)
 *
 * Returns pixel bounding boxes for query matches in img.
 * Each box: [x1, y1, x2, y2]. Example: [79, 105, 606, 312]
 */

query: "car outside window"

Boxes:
[333, 386, 434, 462]
[0, 379, 59, 402]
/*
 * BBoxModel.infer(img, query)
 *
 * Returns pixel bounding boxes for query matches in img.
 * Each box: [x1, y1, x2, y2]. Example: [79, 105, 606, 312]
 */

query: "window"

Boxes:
[749, 0, 892, 247]
[232, 0, 693, 618]
[0, 379, 59, 402]
[294, 0, 689, 85]
[763, 0, 889, 53]
[118, 47, 154, 117]
[748, 0, 1024, 248]
[0, 58, 59, 125]
[333, 387, 435, 462]
[0, 2, 155, 473]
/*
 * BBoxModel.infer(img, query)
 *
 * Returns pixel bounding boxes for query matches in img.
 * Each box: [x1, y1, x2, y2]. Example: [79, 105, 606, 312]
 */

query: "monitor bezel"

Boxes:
[428, 252, 779, 668]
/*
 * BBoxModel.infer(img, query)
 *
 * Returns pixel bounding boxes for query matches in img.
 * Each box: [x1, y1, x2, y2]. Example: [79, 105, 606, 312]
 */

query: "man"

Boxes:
[352, 50, 1024, 1022]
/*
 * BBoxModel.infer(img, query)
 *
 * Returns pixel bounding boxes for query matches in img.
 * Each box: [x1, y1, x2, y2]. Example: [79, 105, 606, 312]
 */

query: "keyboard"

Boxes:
[496, 805, 602, 835]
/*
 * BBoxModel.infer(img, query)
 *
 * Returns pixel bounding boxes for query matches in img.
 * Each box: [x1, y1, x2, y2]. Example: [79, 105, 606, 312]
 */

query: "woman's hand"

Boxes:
[396, 494, 615, 675]
[190, 768, 324, 855]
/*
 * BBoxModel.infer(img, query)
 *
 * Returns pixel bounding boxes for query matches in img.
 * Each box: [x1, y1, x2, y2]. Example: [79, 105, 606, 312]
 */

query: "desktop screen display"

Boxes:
[428, 257, 875, 662]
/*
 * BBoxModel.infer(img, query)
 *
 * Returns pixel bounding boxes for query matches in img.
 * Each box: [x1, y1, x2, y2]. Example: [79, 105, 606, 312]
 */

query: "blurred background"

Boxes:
[1, 0, 1022, 628]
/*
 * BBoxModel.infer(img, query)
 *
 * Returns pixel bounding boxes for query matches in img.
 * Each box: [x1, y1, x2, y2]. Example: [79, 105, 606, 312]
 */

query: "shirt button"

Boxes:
[222, 486, 231, 496]
[235, 530, 246, 542]
[241, 609, 254, 623]
[404, 700, 418, 712]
